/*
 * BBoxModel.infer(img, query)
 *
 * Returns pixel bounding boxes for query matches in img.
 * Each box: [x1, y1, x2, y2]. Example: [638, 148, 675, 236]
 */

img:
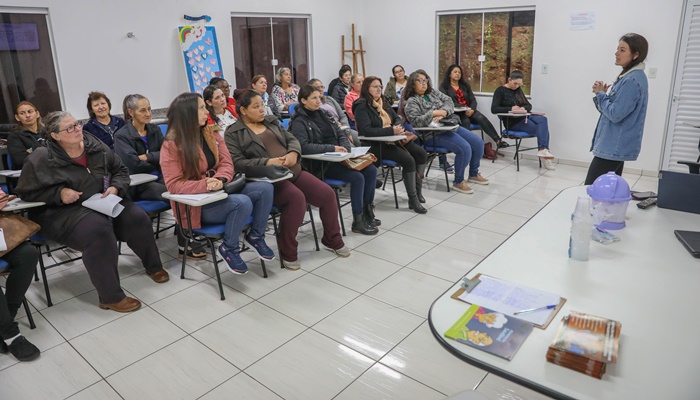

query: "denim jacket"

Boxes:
[590, 64, 648, 161]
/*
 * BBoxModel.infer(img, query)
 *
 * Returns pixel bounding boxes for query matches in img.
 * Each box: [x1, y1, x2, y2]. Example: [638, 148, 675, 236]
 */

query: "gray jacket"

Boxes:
[322, 96, 350, 126]
[404, 90, 455, 127]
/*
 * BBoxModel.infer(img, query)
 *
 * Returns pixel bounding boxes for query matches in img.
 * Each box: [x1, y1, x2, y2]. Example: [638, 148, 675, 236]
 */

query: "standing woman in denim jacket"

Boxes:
[585, 33, 649, 184]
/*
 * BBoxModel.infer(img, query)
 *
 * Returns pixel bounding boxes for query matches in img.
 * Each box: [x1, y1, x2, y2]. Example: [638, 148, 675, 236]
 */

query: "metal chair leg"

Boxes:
[23, 299, 35, 329]
[334, 188, 346, 236]
[36, 249, 52, 307]
[308, 205, 319, 251]
[180, 238, 189, 279]
[390, 167, 398, 209]
[208, 238, 225, 301]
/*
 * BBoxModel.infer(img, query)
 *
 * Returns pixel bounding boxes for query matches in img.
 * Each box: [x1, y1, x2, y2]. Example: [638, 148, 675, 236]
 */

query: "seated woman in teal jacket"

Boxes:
[585, 33, 649, 184]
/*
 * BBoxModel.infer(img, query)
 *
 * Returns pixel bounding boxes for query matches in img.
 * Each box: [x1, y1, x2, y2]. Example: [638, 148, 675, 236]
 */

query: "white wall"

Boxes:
[359, 0, 684, 173]
[6, 0, 356, 118]
[4, 0, 685, 173]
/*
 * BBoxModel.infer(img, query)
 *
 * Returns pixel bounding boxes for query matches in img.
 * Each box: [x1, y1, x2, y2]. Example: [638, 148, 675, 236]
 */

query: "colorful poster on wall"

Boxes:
[178, 25, 224, 93]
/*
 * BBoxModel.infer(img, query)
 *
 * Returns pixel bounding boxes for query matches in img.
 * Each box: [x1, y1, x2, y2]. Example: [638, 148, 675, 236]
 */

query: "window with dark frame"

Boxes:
[438, 10, 536, 95]
[0, 11, 61, 124]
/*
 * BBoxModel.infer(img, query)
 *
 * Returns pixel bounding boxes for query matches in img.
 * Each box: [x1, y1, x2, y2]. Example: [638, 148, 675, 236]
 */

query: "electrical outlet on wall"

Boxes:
[542, 63, 549, 74]
[648, 67, 658, 79]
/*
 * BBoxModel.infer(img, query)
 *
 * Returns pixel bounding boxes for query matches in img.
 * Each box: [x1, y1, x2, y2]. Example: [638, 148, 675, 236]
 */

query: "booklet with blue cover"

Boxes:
[444, 303, 533, 360]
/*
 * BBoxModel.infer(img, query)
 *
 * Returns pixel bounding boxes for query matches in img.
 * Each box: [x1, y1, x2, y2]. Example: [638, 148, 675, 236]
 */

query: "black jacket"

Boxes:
[82, 115, 126, 149]
[289, 107, 351, 176]
[7, 128, 45, 169]
[440, 82, 478, 111]
[225, 115, 302, 171]
[113, 121, 164, 174]
[15, 133, 130, 242]
[352, 98, 401, 137]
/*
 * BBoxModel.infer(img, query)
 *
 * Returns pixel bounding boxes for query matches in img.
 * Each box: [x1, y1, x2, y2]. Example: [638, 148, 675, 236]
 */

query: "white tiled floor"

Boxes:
[0, 155, 657, 399]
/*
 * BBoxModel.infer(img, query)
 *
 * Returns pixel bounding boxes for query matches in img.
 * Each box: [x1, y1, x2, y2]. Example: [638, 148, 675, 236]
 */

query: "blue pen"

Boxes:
[514, 304, 557, 315]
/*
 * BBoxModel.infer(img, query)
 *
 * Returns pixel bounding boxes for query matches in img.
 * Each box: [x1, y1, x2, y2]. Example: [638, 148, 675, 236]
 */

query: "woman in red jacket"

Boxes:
[160, 92, 274, 275]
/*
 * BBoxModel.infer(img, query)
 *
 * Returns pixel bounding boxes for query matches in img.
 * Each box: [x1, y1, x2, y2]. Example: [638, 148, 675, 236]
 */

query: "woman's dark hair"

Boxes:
[202, 85, 222, 124]
[235, 89, 262, 117]
[392, 65, 404, 77]
[166, 92, 204, 180]
[209, 77, 226, 86]
[338, 64, 352, 78]
[122, 94, 147, 121]
[508, 70, 524, 81]
[402, 69, 432, 101]
[14, 101, 44, 132]
[440, 64, 471, 93]
[86, 91, 112, 120]
[297, 85, 318, 108]
[619, 33, 649, 78]
[360, 76, 390, 112]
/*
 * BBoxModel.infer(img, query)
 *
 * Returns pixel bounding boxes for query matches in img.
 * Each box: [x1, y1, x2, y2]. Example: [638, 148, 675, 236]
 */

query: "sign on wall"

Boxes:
[178, 25, 224, 93]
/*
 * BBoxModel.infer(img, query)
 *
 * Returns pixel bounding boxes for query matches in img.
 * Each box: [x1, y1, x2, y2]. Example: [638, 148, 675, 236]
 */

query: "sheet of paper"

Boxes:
[82, 193, 124, 217]
[168, 192, 220, 201]
[458, 275, 561, 326]
[0, 228, 7, 251]
[350, 146, 370, 157]
[322, 152, 347, 157]
[0, 170, 21, 177]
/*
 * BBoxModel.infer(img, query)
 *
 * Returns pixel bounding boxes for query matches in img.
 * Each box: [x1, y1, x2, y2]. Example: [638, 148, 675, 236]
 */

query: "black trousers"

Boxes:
[585, 156, 625, 185]
[371, 141, 428, 174]
[458, 110, 500, 143]
[129, 180, 167, 202]
[62, 201, 163, 304]
[0, 242, 38, 340]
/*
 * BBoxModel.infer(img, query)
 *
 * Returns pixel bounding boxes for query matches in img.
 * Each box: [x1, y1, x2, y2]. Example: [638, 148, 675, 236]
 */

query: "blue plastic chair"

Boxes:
[158, 124, 168, 137]
[133, 200, 173, 238]
[381, 159, 401, 209]
[287, 102, 298, 115]
[404, 121, 452, 192]
[0, 259, 36, 329]
[500, 128, 539, 171]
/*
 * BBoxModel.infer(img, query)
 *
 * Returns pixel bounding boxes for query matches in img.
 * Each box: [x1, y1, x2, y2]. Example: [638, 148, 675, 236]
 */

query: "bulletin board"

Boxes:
[178, 25, 224, 93]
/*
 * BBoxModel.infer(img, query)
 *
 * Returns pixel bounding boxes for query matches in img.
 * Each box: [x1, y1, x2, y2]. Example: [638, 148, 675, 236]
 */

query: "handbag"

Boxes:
[342, 153, 378, 171]
[244, 165, 291, 180]
[0, 213, 41, 257]
[483, 142, 496, 160]
[223, 173, 246, 194]
[440, 114, 461, 126]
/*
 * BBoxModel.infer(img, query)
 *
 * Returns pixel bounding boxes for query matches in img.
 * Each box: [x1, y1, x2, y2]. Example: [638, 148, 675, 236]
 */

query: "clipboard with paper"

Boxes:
[451, 274, 566, 329]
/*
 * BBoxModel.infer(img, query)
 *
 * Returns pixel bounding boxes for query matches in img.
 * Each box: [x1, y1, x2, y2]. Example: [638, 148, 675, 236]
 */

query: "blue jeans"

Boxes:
[508, 115, 550, 149]
[426, 126, 483, 184]
[324, 163, 377, 215]
[201, 181, 273, 248]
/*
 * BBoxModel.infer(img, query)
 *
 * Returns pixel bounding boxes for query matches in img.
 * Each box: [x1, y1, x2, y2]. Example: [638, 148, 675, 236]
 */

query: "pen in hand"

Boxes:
[514, 304, 557, 315]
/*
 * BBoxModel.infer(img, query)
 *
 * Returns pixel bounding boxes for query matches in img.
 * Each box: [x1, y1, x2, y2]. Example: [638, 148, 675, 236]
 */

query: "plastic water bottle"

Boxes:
[569, 196, 593, 261]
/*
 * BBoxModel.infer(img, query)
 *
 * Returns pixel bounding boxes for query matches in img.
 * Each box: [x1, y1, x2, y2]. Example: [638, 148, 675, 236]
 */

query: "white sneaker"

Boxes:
[282, 259, 301, 270]
[537, 149, 555, 159]
[324, 245, 351, 258]
[542, 158, 557, 170]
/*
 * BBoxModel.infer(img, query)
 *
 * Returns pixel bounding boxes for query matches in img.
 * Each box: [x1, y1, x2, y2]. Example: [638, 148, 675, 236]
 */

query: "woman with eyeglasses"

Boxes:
[354, 76, 428, 213]
[8, 101, 45, 169]
[271, 67, 300, 112]
[384, 65, 407, 104]
[16, 111, 170, 313]
[331, 65, 353, 106]
[491, 70, 556, 170]
[209, 77, 237, 110]
[251, 75, 280, 118]
[403, 69, 489, 194]
[82, 91, 126, 150]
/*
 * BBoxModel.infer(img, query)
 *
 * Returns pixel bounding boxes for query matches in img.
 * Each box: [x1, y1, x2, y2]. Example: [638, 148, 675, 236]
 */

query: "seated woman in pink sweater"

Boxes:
[343, 74, 364, 121]
[160, 92, 275, 275]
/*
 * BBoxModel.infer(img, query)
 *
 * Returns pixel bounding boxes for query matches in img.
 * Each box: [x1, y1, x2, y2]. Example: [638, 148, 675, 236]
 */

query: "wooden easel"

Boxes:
[341, 24, 366, 76]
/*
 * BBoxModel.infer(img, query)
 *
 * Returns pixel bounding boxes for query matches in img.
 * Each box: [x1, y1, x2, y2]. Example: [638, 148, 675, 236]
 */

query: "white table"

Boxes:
[129, 173, 158, 186]
[301, 153, 353, 162]
[0, 170, 21, 178]
[358, 135, 407, 142]
[429, 186, 700, 399]
[3, 198, 45, 211]
[246, 173, 294, 183]
[162, 191, 227, 207]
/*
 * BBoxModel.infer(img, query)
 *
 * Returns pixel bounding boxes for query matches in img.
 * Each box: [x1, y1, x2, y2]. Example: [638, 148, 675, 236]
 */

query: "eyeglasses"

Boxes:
[394, 70, 404, 74]
[219, 85, 232, 90]
[416, 78, 429, 84]
[59, 122, 82, 134]
[314, 85, 325, 90]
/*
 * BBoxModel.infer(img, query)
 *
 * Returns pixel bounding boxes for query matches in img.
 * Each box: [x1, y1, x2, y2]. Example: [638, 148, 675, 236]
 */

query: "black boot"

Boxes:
[416, 164, 426, 203]
[363, 203, 381, 227]
[403, 172, 427, 214]
[352, 213, 379, 235]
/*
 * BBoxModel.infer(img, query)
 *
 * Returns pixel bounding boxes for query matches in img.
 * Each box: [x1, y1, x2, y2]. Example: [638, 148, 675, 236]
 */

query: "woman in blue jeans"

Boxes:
[491, 70, 556, 170]
[161, 92, 274, 275]
[290, 85, 379, 235]
[403, 69, 488, 194]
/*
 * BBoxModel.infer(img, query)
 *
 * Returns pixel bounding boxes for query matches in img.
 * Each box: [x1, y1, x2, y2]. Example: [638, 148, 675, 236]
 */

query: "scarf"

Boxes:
[372, 97, 392, 128]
